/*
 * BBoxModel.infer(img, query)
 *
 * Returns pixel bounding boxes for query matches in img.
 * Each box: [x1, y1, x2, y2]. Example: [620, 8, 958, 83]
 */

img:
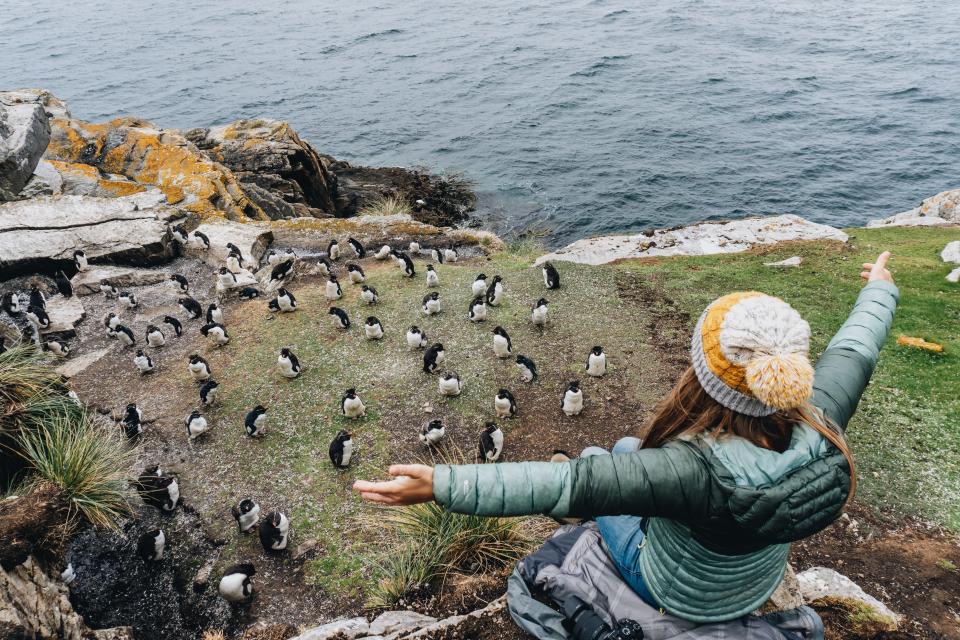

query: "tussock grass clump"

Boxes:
[359, 194, 413, 218]
[0, 344, 81, 437]
[17, 412, 132, 529]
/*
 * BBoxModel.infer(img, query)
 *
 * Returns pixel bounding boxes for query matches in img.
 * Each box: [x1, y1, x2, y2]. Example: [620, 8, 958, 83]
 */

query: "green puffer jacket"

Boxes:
[433, 281, 899, 623]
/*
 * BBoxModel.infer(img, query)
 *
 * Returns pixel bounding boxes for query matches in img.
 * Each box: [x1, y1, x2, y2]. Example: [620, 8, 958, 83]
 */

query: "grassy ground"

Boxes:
[621, 226, 960, 529]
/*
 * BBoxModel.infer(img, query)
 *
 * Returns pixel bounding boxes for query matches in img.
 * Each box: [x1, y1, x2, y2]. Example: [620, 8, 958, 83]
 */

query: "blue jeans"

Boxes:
[581, 437, 659, 608]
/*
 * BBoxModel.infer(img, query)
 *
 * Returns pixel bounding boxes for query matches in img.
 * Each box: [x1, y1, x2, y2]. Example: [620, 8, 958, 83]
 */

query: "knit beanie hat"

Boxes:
[691, 292, 813, 417]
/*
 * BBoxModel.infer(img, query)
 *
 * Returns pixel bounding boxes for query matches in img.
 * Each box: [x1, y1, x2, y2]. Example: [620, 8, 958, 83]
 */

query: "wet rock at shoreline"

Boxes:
[536, 214, 848, 266]
[0, 89, 51, 201]
[0, 191, 183, 275]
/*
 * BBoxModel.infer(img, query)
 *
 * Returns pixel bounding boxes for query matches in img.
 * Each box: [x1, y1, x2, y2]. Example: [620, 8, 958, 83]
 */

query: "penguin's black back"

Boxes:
[55, 272, 73, 297]
[163, 316, 182, 335]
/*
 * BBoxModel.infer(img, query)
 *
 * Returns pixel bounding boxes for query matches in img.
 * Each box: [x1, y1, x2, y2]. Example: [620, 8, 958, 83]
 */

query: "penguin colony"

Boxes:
[17, 230, 609, 605]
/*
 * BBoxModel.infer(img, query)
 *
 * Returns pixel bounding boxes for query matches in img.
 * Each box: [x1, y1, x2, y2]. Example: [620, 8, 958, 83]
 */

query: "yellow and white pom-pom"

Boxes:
[744, 352, 814, 410]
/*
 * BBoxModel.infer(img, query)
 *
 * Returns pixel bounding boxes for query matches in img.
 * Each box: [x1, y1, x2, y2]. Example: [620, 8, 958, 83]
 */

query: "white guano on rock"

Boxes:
[535, 215, 848, 266]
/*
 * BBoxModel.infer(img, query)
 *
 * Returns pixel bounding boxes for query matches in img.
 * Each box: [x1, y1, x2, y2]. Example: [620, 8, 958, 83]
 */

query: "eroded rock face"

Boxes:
[185, 119, 337, 219]
[71, 266, 171, 296]
[0, 191, 183, 275]
[0, 90, 52, 201]
[188, 218, 274, 267]
[867, 188, 960, 228]
[45, 116, 268, 221]
[535, 215, 849, 266]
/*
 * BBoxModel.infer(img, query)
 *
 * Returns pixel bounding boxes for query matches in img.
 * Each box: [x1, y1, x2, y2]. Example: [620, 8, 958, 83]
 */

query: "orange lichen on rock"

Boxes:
[46, 159, 147, 198]
[896, 335, 944, 353]
[44, 117, 268, 221]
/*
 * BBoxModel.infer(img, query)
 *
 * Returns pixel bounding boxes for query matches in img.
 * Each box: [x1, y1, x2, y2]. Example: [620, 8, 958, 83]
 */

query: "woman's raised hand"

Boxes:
[861, 251, 894, 284]
[353, 464, 435, 506]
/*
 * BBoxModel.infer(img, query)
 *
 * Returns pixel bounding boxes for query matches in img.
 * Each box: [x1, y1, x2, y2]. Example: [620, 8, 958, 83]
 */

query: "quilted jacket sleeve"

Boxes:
[432, 442, 711, 519]
[811, 280, 899, 431]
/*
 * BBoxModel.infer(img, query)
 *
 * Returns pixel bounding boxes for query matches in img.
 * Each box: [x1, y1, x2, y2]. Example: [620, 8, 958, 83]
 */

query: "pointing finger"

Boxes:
[875, 251, 891, 269]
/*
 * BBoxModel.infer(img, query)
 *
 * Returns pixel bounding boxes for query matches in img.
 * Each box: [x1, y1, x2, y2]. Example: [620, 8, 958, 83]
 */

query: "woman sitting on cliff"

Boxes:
[354, 252, 898, 623]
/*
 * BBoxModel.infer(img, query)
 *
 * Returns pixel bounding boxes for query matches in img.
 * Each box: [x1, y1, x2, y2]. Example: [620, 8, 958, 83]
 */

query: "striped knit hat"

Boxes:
[691, 292, 813, 417]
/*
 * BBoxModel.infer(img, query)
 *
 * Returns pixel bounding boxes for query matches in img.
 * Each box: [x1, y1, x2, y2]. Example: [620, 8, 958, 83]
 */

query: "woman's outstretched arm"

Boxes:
[353, 441, 711, 519]
[811, 252, 899, 431]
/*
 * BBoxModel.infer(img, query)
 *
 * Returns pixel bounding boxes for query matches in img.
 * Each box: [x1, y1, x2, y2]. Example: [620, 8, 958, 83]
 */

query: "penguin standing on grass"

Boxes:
[419, 419, 446, 446]
[199, 380, 219, 406]
[277, 288, 297, 312]
[278, 347, 302, 378]
[468, 296, 487, 322]
[259, 512, 290, 551]
[398, 252, 416, 277]
[179, 296, 203, 320]
[364, 316, 384, 340]
[185, 410, 209, 440]
[329, 307, 350, 330]
[329, 429, 354, 468]
[492, 326, 512, 358]
[542, 261, 561, 290]
[219, 564, 255, 603]
[426, 264, 440, 287]
[516, 355, 537, 382]
[244, 405, 268, 437]
[494, 389, 518, 418]
[375, 245, 392, 260]
[409, 241, 421, 254]
[422, 292, 441, 316]
[316, 257, 333, 277]
[485, 275, 504, 306]
[347, 237, 366, 258]
[137, 529, 165, 562]
[188, 354, 211, 381]
[360, 285, 379, 305]
[346, 263, 365, 284]
[423, 343, 445, 373]
[438, 372, 464, 397]
[325, 275, 342, 301]
[444, 248, 458, 263]
[146, 325, 165, 348]
[478, 422, 504, 462]
[134, 349, 155, 374]
[406, 326, 427, 350]
[200, 322, 230, 346]
[561, 381, 584, 416]
[163, 315, 183, 337]
[231, 499, 260, 533]
[341, 389, 365, 419]
[531, 298, 549, 327]
[429, 247, 444, 264]
[471, 274, 487, 297]
[206, 303, 223, 325]
[327, 239, 341, 261]
[586, 346, 607, 377]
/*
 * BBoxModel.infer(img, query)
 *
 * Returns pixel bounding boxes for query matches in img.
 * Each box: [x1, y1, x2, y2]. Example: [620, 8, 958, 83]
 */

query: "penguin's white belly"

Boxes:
[278, 359, 299, 378]
[154, 531, 166, 560]
[343, 399, 365, 418]
[188, 418, 209, 438]
[349, 272, 364, 284]
[226, 257, 242, 272]
[278, 298, 296, 312]
[361, 291, 376, 304]
[444, 249, 457, 262]
[147, 334, 165, 347]
[219, 574, 249, 601]
[210, 329, 229, 344]
[470, 305, 487, 322]
[587, 355, 606, 377]
[493, 336, 511, 358]
[519, 367, 534, 382]
[375, 247, 391, 259]
[472, 282, 486, 296]
[239, 508, 259, 532]
[365, 325, 383, 340]
[135, 356, 153, 372]
[423, 300, 440, 315]
[543, 270, 551, 287]
[531, 308, 548, 325]
[494, 397, 512, 417]
[189, 364, 209, 380]
[489, 285, 503, 306]
[406, 333, 423, 349]
[421, 428, 444, 445]
[562, 392, 583, 416]
[426, 272, 440, 287]
[165, 481, 180, 509]
[439, 379, 462, 396]
[340, 440, 353, 465]
[326, 283, 341, 299]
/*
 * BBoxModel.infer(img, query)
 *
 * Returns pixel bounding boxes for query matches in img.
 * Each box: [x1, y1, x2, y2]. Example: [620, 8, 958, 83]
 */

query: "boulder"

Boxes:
[44, 116, 268, 221]
[867, 188, 960, 227]
[0, 191, 183, 275]
[71, 266, 170, 296]
[947, 267, 960, 284]
[185, 119, 337, 219]
[41, 295, 85, 335]
[368, 611, 437, 637]
[290, 617, 369, 640]
[18, 160, 63, 198]
[796, 567, 899, 630]
[55, 347, 110, 379]
[940, 240, 960, 264]
[536, 215, 848, 266]
[764, 564, 804, 612]
[0, 90, 51, 201]
[189, 219, 273, 267]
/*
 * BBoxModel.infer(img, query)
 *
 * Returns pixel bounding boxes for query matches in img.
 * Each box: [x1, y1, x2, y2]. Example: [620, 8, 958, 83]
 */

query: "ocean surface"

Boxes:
[3, 0, 959, 246]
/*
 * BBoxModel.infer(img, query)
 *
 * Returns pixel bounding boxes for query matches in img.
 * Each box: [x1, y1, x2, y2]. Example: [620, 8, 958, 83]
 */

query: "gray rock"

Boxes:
[536, 215, 848, 266]
[55, 347, 110, 379]
[0, 91, 51, 201]
[400, 596, 507, 639]
[19, 160, 63, 198]
[188, 219, 273, 268]
[947, 267, 960, 283]
[71, 266, 170, 296]
[868, 188, 960, 228]
[766, 564, 804, 611]
[290, 616, 369, 640]
[369, 611, 437, 637]
[764, 256, 802, 268]
[0, 192, 183, 274]
[941, 240, 960, 264]
[796, 566, 900, 626]
[41, 295, 85, 334]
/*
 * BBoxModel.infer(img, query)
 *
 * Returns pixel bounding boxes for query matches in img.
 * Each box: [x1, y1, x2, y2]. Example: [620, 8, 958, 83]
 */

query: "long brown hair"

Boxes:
[641, 367, 857, 500]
